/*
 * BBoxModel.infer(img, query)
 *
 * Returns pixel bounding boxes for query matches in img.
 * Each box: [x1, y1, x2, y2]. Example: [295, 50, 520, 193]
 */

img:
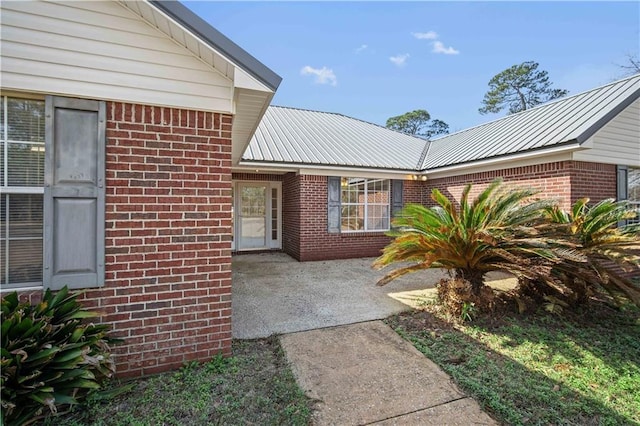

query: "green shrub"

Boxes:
[1, 286, 117, 426]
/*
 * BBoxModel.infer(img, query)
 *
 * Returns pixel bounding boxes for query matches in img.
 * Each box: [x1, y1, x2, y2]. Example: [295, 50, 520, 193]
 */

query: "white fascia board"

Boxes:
[425, 144, 581, 179]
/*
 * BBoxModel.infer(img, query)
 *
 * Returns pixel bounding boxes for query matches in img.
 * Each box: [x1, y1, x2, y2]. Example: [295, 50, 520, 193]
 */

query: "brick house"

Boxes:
[235, 76, 639, 261]
[1, 0, 280, 377]
[1, 1, 638, 378]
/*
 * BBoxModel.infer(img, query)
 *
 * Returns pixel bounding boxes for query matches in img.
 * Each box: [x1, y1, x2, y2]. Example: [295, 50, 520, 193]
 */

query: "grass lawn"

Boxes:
[42, 337, 312, 426]
[386, 302, 640, 426]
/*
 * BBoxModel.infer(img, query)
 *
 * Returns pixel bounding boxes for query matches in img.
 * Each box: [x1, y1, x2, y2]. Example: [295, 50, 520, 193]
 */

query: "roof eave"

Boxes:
[422, 141, 582, 175]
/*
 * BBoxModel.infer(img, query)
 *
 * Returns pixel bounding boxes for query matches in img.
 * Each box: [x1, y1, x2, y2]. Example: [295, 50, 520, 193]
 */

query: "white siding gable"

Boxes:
[1, 1, 234, 113]
[574, 98, 640, 167]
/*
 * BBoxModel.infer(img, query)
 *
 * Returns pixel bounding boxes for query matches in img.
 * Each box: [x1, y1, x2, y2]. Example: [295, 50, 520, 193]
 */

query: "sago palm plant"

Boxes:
[374, 180, 564, 298]
[543, 198, 640, 306]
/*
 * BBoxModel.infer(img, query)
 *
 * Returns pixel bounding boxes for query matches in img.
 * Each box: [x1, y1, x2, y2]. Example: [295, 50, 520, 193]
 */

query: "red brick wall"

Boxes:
[16, 102, 233, 378]
[282, 173, 301, 259]
[404, 180, 425, 205]
[569, 161, 617, 203]
[426, 161, 616, 210]
[290, 175, 393, 261]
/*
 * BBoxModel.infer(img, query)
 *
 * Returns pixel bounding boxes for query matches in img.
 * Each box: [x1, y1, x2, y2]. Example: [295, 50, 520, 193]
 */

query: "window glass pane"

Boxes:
[1, 97, 4, 135]
[7, 142, 45, 186]
[8, 194, 43, 238]
[271, 187, 278, 240]
[367, 204, 389, 230]
[0, 141, 4, 187]
[0, 194, 44, 286]
[7, 98, 45, 142]
[241, 186, 265, 216]
[629, 167, 640, 202]
[0, 195, 5, 239]
[5, 239, 43, 285]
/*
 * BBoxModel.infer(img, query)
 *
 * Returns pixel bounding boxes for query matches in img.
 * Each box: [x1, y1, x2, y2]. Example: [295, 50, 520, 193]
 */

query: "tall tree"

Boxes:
[385, 109, 449, 139]
[424, 119, 449, 139]
[479, 61, 568, 115]
[618, 53, 640, 76]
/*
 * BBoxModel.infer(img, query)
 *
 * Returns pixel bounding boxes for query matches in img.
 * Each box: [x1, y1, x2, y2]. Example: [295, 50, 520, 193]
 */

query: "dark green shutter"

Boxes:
[391, 179, 404, 217]
[44, 96, 106, 290]
[327, 176, 341, 233]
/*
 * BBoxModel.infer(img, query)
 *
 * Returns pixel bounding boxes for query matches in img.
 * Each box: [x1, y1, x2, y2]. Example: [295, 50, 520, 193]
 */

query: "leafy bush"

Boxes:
[374, 180, 559, 297]
[375, 180, 640, 316]
[1, 286, 117, 426]
[530, 198, 640, 307]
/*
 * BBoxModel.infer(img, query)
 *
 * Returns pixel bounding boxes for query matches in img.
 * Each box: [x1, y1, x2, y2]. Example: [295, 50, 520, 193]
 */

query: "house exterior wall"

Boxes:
[1, 1, 234, 114]
[282, 173, 302, 259]
[268, 162, 617, 263]
[574, 99, 640, 167]
[18, 101, 233, 378]
[273, 175, 422, 261]
[426, 160, 616, 211]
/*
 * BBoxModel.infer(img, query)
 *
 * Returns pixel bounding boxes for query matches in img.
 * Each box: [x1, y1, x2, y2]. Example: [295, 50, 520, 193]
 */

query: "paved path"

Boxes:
[280, 321, 497, 426]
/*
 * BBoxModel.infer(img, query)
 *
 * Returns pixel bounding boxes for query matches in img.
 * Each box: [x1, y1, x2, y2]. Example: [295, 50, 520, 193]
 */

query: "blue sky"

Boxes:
[183, 1, 639, 132]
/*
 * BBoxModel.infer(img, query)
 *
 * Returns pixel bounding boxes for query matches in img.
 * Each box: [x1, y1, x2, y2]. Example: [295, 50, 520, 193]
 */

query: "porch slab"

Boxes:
[231, 252, 447, 339]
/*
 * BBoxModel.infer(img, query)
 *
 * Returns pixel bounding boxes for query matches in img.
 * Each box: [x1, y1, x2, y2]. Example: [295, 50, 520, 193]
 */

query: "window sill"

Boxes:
[0, 285, 43, 293]
[340, 230, 390, 236]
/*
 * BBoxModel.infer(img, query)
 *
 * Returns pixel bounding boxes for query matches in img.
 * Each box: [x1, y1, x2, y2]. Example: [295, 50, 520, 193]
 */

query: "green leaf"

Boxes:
[52, 348, 85, 364]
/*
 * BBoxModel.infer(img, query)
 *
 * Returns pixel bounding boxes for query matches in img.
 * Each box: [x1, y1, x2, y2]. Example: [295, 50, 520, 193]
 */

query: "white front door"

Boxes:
[234, 181, 281, 251]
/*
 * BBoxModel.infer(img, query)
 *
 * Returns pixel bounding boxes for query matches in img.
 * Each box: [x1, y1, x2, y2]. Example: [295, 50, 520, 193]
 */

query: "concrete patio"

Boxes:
[231, 252, 447, 339]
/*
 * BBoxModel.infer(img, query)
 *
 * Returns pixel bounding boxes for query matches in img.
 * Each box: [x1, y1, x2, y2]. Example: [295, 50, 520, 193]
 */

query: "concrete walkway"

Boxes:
[280, 321, 497, 426]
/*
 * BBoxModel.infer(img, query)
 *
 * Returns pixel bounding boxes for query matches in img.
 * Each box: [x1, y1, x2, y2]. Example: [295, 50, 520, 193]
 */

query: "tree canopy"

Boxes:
[385, 109, 449, 139]
[479, 61, 568, 115]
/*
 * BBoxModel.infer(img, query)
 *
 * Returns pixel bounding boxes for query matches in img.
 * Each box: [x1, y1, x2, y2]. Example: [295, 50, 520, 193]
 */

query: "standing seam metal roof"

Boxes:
[241, 74, 640, 172]
[423, 73, 640, 170]
[244, 106, 428, 170]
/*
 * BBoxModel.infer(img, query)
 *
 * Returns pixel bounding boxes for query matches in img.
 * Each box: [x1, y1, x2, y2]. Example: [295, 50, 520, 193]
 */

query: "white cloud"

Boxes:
[432, 41, 459, 55]
[300, 65, 337, 86]
[389, 53, 410, 67]
[412, 31, 438, 40]
[355, 44, 368, 54]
